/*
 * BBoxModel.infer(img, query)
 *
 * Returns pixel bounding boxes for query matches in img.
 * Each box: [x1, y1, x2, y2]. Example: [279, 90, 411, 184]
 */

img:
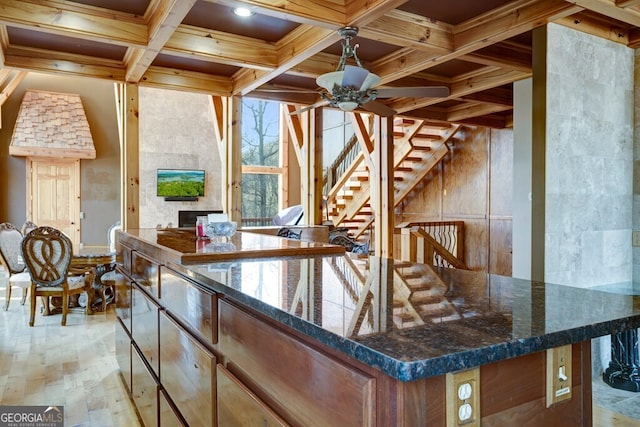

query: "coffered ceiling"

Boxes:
[0, 0, 639, 128]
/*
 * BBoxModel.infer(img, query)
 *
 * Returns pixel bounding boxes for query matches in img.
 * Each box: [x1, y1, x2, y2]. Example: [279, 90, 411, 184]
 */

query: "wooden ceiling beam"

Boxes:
[0, 25, 8, 67]
[445, 101, 512, 123]
[125, 0, 197, 82]
[346, 0, 409, 27]
[458, 87, 513, 107]
[0, 0, 147, 47]
[616, 0, 640, 7]
[165, 25, 277, 70]
[555, 11, 631, 44]
[200, 0, 346, 28]
[234, 25, 338, 95]
[4, 46, 125, 80]
[359, 9, 453, 53]
[460, 41, 532, 72]
[369, 0, 580, 85]
[141, 66, 233, 96]
[391, 67, 529, 113]
[568, 0, 640, 26]
[232, 0, 406, 95]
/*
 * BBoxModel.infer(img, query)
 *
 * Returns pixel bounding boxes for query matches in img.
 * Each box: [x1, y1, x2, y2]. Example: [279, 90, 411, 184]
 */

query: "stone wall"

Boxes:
[544, 24, 634, 287]
[139, 87, 223, 228]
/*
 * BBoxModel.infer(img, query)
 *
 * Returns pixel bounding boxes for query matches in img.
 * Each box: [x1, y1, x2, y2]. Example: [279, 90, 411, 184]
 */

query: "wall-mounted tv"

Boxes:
[157, 168, 205, 201]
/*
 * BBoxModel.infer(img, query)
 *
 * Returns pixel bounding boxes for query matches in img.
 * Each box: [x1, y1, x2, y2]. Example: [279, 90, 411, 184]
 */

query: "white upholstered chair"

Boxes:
[0, 222, 31, 310]
[99, 220, 123, 310]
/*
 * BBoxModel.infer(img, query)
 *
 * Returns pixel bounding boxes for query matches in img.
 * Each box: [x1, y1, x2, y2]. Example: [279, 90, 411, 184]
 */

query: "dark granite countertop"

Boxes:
[162, 253, 640, 382]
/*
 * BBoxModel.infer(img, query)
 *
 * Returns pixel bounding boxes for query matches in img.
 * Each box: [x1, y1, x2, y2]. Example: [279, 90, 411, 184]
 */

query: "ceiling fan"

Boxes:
[256, 26, 450, 116]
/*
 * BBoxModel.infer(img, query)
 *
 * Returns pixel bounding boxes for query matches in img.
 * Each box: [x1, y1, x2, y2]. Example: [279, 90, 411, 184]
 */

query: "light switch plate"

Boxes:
[446, 368, 480, 426]
[546, 344, 572, 407]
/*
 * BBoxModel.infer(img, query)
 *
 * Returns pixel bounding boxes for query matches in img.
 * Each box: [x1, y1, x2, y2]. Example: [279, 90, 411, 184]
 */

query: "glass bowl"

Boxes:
[205, 221, 237, 238]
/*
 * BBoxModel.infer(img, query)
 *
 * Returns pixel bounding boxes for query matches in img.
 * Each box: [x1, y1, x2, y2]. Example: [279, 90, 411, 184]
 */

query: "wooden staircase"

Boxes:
[325, 117, 461, 240]
[392, 261, 462, 329]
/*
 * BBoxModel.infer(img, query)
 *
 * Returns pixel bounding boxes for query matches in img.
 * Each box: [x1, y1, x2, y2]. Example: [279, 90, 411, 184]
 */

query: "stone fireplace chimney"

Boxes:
[9, 90, 96, 159]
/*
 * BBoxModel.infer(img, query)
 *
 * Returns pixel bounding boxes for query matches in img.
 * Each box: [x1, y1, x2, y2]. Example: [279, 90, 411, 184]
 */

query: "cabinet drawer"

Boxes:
[120, 242, 133, 272]
[132, 251, 160, 299]
[159, 389, 187, 427]
[218, 364, 289, 427]
[132, 345, 158, 427]
[115, 272, 132, 332]
[115, 317, 131, 394]
[219, 300, 375, 427]
[160, 311, 216, 427]
[160, 267, 217, 344]
[132, 284, 160, 376]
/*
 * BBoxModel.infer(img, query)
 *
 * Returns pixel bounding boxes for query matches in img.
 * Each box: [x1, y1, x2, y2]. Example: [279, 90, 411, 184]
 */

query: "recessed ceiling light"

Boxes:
[233, 7, 254, 17]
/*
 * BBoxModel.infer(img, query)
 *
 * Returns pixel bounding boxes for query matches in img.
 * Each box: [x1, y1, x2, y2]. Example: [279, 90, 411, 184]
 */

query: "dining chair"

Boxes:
[21, 220, 37, 236]
[97, 220, 123, 311]
[0, 222, 31, 310]
[22, 226, 94, 326]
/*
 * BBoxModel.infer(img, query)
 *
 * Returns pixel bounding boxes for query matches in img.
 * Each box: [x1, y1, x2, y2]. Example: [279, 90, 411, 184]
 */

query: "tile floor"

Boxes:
[593, 377, 640, 421]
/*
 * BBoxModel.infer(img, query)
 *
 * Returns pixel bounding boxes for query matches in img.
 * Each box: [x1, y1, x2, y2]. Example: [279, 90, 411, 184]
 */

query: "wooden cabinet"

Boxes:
[160, 266, 217, 345]
[114, 268, 132, 332]
[159, 389, 187, 427]
[218, 299, 375, 427]
[131, 251, 160, 298]
[132, 344, 158, 427]
[217, 364, 289, 427]
[160, 311, 216, 427]
[132, 284, 160, 376]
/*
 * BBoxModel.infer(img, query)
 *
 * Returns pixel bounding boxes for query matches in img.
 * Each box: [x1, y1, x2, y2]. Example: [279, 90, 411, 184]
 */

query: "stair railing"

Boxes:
[397, 221, 468, 269]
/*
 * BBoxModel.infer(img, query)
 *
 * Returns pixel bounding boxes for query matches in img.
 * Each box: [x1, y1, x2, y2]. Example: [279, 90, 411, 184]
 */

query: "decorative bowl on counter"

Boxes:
[205, 221, 237, 239]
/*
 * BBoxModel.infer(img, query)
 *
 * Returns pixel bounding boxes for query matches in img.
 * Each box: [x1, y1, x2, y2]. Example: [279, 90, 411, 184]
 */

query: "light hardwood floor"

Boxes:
[0, 282, 638, 427]
[0, 289, 141, 427]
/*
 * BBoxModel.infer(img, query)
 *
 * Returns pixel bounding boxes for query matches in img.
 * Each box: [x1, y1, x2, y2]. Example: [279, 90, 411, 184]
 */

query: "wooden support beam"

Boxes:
[225, 96, 243, 223]
[372, 115, 394, 258]
[122, 83, 139, 231]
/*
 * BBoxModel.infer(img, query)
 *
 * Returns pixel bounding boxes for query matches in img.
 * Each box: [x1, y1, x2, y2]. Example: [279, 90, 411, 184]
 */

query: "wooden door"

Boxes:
[27, 158, 81, 249]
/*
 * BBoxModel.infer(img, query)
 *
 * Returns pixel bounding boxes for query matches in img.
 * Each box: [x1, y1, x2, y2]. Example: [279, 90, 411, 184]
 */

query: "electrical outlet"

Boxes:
[633, 231, 640, 247]
[446, 368, 480, 426]
[546, 344, 572, 407]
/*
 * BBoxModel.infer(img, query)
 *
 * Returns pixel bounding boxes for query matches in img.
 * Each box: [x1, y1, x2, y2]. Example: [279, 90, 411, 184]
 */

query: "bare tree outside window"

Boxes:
[241, 98, 281, 225]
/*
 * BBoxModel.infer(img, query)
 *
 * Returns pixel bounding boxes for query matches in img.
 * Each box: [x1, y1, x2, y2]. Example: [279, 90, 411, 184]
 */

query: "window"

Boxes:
[241, 98, 284, 226]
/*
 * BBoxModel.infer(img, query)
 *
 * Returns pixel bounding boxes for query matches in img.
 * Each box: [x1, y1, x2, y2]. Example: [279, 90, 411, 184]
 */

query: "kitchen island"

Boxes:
[114, 228, 640, 426]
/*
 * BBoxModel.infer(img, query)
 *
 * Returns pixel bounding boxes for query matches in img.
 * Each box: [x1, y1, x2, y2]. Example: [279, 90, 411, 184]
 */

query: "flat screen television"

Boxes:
[157, 168, 205, 200]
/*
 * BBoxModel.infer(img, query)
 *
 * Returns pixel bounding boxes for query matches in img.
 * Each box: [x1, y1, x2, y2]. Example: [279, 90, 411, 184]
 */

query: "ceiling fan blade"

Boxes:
[375, 86, 450, 98]
[288, 99, 329, 115]
[253, 87, 319, 94]
[342, 65, 369, 90]
[360, 100, 396, 117]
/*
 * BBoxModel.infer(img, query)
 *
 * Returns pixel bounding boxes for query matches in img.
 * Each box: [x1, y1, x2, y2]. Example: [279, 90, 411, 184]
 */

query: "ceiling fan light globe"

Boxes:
[359, 73, 380, 91]
[316, 71, 344, 92]
[338, 101, 359, 111]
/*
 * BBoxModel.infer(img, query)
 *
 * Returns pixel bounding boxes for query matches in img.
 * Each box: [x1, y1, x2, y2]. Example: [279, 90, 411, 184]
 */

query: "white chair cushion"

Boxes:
[9, 271, 31, 286]
[67, 275, 88, 290]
